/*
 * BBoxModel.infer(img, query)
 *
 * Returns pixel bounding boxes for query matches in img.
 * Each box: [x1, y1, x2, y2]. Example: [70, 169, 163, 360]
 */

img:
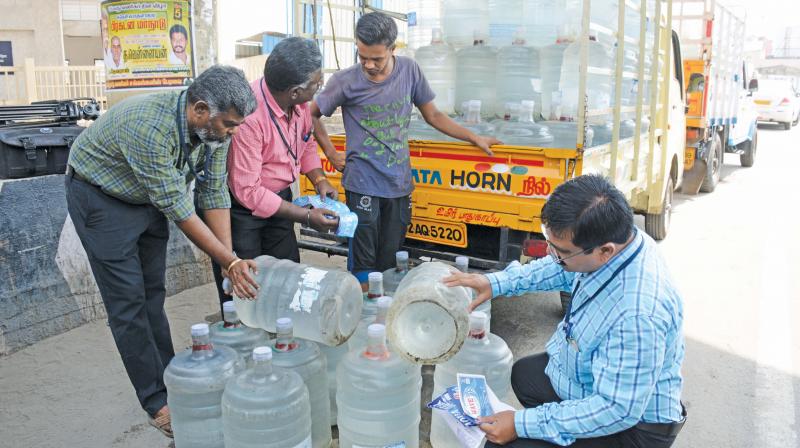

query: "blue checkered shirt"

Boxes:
[485, 229, 684, 446]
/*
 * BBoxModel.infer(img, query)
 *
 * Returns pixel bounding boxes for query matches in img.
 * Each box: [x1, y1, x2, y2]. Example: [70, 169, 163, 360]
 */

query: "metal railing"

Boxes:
[0, 58, 107, 107]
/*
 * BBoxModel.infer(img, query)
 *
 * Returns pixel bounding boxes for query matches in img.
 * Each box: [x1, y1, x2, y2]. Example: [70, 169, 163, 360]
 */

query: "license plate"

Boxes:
[406, 218, 467, 248]
[754, 99, 770, 105]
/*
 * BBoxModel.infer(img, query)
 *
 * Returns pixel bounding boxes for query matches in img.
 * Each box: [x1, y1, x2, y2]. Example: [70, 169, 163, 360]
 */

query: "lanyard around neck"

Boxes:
[260, 79, 299, 178]
[563, 234, 645, 341]
[176, 91, 211, 183]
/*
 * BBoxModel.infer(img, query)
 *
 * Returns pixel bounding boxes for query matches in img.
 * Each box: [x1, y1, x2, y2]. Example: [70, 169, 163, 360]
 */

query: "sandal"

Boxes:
[148, 412, 174, 438]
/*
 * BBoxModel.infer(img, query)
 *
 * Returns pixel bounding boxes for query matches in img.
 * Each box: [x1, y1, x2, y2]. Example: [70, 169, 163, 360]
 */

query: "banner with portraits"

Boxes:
[101, 0, 194, 90]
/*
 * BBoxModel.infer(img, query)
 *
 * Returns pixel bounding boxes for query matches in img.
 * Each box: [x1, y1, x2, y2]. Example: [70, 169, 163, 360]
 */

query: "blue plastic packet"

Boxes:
[457, 373, 493, 419]
[427, 385, 479, 427]
[292, 195, 358, 238]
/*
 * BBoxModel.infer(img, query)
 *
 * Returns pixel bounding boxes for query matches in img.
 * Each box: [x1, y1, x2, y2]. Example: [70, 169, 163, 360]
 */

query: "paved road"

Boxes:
[0, 123, 797, 447]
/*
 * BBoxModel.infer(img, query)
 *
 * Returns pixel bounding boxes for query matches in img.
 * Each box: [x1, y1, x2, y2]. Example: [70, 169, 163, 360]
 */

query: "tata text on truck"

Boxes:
[673, 0, 758, 194]
[300, 0, 686, 284]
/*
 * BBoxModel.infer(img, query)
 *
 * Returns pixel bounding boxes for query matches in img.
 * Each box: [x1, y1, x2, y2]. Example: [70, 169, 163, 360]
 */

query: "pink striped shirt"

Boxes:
[227, 78, 322, 218]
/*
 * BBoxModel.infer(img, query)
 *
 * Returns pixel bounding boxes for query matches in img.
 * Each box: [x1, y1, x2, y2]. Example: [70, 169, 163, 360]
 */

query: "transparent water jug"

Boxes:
[590, 121, 614, 146]
[539, 41, 571, 120]
[319, 343, 348, 425]
[387, 261, 472, 364]
[497, 100, 554, 147]
[221, 347, 312, 448]
[540, 120, 594, 148]
[430, 311, 514, 448]
[455, 40, 498, 118]
[559, 39, 615, 123]
[349, 295, 393, 352]
[488, 0, 524, 47]
[408, 0, 443, 50]
[415, 28, 456, 114]
[232, 255, 362, 346]
[453, 256, 492, 321]
[383, 251, 410, 296]
[522, 0, 581, 47]
[337, 324, 422, 448]
[164, 323, 239, 448]
[443, 0, 489, 49]
[270, 318, 332, 448]
[210, 301, 269, 368]
[496, 38, 542, 118]
[454, 100, 495, 137]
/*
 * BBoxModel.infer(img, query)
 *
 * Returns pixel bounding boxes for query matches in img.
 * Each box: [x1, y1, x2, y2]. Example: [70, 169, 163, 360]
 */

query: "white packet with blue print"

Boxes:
[292, 195, 358, 238]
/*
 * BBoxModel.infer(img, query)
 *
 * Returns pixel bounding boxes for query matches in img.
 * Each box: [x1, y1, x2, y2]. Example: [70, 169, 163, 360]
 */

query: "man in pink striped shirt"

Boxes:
[212, 37, 340, 308]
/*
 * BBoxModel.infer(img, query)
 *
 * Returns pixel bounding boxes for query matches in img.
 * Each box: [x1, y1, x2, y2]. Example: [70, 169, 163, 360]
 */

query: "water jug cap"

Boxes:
[368, 272, 384, 282]
[276, 317, 293, 332]
[191, 323, 209, 336]
[377, 296, 393, 308]
[468, 100, 482, 111]
[252, 346, 272, 361]
[470, 311, 488, 328]
[521, 100, 536, 111]
[455, 256, 469, 269]
[222, 301, 235, 313]
[396, 250, 409, 261]
[367, 323, 386, 339]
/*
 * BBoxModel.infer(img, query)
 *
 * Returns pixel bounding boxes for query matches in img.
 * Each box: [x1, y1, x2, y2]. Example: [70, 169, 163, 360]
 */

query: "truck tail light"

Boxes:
[523, 239, 549, 259]
[780, 98, 791, 106]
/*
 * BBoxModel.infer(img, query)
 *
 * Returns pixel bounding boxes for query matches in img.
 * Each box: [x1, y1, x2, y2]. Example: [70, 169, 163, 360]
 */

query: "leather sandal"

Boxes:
[148, 412, 173, 438]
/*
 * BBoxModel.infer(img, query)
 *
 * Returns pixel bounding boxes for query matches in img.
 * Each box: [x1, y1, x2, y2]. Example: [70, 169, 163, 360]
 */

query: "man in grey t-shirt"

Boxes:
[312, 12, 500, 286]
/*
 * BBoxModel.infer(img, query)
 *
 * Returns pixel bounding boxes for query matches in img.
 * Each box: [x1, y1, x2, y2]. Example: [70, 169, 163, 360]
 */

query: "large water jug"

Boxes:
[210, 301, 269, 368]
[232, 255, 362, 346]
[539, 41, 571, 121]
[221, 347, 312, 448]
[539, 120, 595, 148]
[442, 0, 489, 49]
[337, 324, 422, 448]
[319, 343, 348, 426]
[522, 0, 581, 47]
[415, 28, 457, 114]
[270, 318, 331, 448]
[349, 295, 393, 352]
[496, 38, 542, 118]
[559, 39, 615, 123]
[164, 323, 239, 448]
[387, 261, 472, 364]
[488, 0, 524, 47]
[455, 41, 498, 118]
[408, 0, 443, 50]
[430, 311, 514, 448]
[454, 100, 495, 137]
[383, 251, 410, 296]
[497, 100, 554, 147]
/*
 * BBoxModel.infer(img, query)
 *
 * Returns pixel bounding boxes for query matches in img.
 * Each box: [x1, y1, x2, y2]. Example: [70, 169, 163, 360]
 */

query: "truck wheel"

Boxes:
[560, 291, 572, 316]
[700, 133, 722, 193]
[739, 130, 757, 168]
[645, 176, 673, 241]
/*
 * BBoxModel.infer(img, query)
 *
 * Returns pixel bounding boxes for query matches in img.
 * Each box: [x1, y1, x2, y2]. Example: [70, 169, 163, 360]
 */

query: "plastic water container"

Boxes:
[349, 296, 393, 352]
[539, 41, 571, 120]
[210, 301, 269, 368]
[455, 40, 498, 118]
[454, 100, 495, 137]
[382, 251, 410, 297]
[408, 0, 443, 50]
[164, 323, 239, 448]
[496, 38, 542, 118]
[221, 347, 312, 448]
[443, 0, 489, 49]
[268, 318, 331, 448]
[430, 311, 514, 448]
[559, 39, 615, 123]
[386, 261, 472, 364]
[337, 324, 422, 448]
[539, 120, 595, 148]
[232, 255, 362, 346]
[497, 100, 554, 147]
[319, 343, 348, 426]
[488, 0, 524, 47]
[522, 0, 580, 47]
[415, 28, 457, 114]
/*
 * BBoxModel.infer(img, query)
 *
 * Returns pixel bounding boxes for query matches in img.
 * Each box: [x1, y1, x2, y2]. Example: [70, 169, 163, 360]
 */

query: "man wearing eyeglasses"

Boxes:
[216, 37, 339, 311]
[444, 175, 686, 447]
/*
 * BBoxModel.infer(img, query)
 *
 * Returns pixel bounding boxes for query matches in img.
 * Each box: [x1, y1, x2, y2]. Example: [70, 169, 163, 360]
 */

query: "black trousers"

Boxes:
[345, 191, 412, 281]
[210, 188, 299, 310]
[65, 173, 173, 417]
[486, 353, 681, 448]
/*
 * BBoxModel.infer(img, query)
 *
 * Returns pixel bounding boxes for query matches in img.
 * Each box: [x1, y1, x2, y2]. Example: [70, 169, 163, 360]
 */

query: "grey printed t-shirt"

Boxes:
[315, 56, 435, 198]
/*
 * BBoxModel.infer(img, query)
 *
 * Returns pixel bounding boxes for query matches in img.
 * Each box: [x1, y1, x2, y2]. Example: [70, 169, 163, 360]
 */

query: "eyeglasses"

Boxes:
[541, 224, 595, 266]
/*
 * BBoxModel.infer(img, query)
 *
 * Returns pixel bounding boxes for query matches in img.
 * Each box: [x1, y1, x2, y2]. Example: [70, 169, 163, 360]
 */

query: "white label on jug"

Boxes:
[352, 443, 405, 448]
[290, 267, 327, 313]
[292, 435, 312, 448]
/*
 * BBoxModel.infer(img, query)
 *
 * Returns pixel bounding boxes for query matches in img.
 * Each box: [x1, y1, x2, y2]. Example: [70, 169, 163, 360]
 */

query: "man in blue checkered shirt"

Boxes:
[445, 175, 686, 447]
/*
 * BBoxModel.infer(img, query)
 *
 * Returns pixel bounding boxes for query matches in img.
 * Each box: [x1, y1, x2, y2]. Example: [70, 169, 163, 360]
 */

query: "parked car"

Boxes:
[753, 79, 800, 130]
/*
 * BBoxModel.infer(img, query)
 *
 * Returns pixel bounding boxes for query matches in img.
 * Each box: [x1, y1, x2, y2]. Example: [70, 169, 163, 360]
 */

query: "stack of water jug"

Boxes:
[407, 0, 657, 148]
[163, 252, 514, 447]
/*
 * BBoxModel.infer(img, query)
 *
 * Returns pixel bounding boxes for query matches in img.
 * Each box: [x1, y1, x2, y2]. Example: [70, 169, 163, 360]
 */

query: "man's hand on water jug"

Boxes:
[309, 208, 340, 234]
[442, 272, 492, 311]
[478, 410, 517, 445]
[226, 259, 259, 299]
